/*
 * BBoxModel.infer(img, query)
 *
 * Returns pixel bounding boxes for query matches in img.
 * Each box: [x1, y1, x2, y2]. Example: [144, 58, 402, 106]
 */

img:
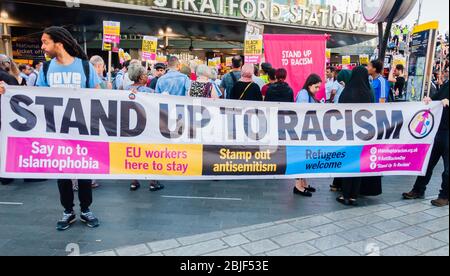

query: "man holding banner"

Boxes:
[32, 27, 100, 231]
[403, 82, 449, 207]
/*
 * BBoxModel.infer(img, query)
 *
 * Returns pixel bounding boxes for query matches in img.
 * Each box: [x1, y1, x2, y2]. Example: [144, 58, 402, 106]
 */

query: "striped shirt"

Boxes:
[372, 75, 389, 103]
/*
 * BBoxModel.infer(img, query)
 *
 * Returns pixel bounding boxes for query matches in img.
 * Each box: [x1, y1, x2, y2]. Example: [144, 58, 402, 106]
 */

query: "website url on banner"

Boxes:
[376, 148, 419, 154]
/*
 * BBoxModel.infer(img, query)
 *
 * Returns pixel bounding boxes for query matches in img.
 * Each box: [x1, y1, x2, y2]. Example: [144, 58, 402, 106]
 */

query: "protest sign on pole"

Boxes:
[342, 56, 351, 65]
[407, 21, 439, 101]
[244, 35, 263, 64]
[142, 36, 158, 61]
[326, 49, 331, 63]
[244, 21, 264, 64]
[103, 21, 121, 81]
[359, 54, 370, 65]
[1, 87, 442, 180]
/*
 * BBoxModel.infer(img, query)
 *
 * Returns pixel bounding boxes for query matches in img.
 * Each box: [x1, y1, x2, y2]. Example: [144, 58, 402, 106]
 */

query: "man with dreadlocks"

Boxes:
[36, 26, 101, 231]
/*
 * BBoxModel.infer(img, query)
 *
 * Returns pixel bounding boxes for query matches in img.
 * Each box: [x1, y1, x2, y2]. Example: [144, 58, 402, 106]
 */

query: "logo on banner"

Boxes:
[408, 110, 435, 139]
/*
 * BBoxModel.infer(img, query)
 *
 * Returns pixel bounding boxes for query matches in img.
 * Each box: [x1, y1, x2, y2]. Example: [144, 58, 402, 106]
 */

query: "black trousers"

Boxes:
[58, 179, 92, 213]
[413, 131, 449, 200]
[342, 178, 362, 200]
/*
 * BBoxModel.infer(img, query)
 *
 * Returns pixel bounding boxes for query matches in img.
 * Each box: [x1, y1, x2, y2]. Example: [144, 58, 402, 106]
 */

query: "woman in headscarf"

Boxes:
[333, 69, 352, 104]
[337, 66, 378, 206]
[230, 63, 263, 101]
[330, 69, 352, 192]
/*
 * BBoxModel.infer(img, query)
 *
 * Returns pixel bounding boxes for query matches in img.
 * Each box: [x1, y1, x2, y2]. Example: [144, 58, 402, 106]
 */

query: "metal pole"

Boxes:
[108, 50, 112, 82]
[416, 0, 423, 25]
[1, 23, 11, 57]
[379, 0, 404, 62]
[83, 26, 87, 54]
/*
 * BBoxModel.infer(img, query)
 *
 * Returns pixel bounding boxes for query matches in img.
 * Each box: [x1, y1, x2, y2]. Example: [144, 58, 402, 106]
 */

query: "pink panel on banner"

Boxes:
[104, 34, 120, 44]
[360, 144, 431, 173]
[6, 137, 110, 174]
[263, 34, 328, 101]
[245, 56, 261, 64]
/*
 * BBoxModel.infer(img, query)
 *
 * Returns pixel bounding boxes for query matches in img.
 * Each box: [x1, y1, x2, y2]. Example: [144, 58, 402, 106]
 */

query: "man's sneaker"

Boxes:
[149, 181, 164, 192]
[80, 211, 99, 228]
[56, 212, 76, 231]
[402, 191, 425, 200]
[431, 198, 449, 207]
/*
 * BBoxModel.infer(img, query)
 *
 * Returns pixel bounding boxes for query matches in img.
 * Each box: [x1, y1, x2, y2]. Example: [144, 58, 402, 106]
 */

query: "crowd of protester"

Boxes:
[0, 26, 448, 232]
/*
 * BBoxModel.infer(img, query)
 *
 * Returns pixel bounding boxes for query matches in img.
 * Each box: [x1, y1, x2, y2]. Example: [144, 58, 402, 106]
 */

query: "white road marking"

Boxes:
[161, 196, 242, 201]
[0, 202, 24, 206]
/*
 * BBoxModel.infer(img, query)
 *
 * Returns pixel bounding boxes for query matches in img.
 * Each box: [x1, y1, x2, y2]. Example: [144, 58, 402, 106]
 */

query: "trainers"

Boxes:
[402, 191, 425, 200]
[56, 211, 76, 231]
[149, 181, 164, 192]
[431, 198, 449, 207]
[91, 180, 100, 189]
[80, 211, 99, 228]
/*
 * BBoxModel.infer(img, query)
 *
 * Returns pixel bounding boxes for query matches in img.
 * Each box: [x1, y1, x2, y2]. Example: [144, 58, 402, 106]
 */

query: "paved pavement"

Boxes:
[0, 162, 447, 256]
[86, 197, 449, 256]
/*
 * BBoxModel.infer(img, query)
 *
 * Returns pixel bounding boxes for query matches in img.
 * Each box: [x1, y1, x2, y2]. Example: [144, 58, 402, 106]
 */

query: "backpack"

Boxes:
[229, 71, 239, 88]
[42, 59, 91, 88]
[29, 71, 38, 86]
[112, 70, 124, 90]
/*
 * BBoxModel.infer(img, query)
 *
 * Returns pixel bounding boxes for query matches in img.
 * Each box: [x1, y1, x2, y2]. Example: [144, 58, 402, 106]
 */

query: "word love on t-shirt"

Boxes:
[48, 72, 83, 88]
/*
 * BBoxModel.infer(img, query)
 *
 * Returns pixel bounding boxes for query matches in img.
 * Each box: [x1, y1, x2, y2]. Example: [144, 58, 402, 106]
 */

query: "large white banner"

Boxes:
[0, 87, 443, 180]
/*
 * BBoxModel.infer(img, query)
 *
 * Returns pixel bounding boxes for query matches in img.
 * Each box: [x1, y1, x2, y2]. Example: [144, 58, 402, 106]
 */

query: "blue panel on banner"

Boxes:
[286, 146, 363, 175]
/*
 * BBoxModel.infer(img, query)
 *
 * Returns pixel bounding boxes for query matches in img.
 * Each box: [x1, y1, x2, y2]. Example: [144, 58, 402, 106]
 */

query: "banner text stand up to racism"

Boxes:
[0, 87, 443, 180]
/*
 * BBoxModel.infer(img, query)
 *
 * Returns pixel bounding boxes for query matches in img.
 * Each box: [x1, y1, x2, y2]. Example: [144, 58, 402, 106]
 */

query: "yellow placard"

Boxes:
[103, 22, 121, 36]
[208, 57, 221, 67]
[142, 36, 158, 61]
[359, 54, 370, 65]
[156, 55, 167, 63]
[393, 56, 406, 68]
[110, 143, 203, 176]
[342, 56, 351, 65]
[102, 42, 112, 51]
[142, 37, 157, 54]
[226, 57, 233, 67]
[244, 39, 263, 56]
[326, 49, 331, 59]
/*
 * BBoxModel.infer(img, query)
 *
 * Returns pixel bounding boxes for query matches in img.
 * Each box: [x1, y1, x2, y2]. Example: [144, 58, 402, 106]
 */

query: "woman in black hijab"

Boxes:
[337, 66, 382, 206]
[338, 66, 373, 104]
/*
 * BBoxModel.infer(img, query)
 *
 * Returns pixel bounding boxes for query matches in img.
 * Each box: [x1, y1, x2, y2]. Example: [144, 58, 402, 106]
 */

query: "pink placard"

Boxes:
[6, 137, 110, 174]
[264, 34, 328, 101]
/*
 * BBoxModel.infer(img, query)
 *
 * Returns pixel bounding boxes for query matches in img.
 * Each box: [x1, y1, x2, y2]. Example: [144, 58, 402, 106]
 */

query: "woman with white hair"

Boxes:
[188, 64, 220, 98]
[125, 63, 153, 93]
[125, 63, 163, 192]
[90, 55, 112, 89]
